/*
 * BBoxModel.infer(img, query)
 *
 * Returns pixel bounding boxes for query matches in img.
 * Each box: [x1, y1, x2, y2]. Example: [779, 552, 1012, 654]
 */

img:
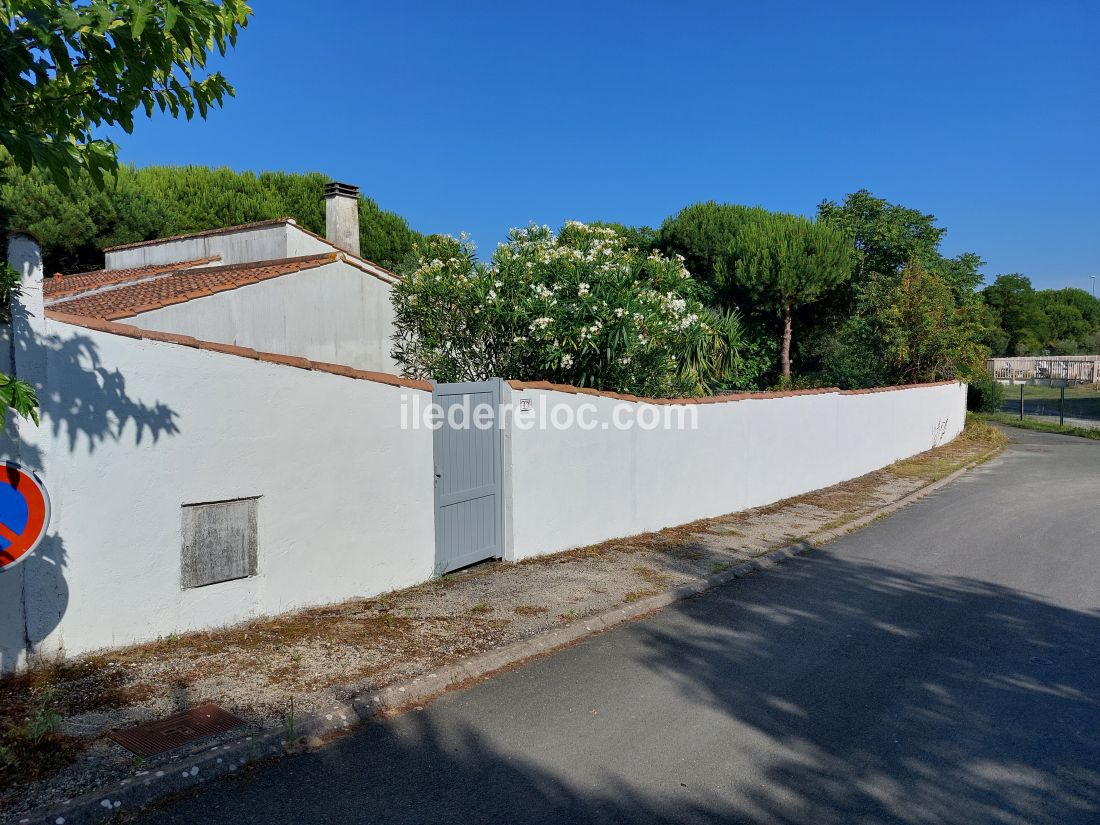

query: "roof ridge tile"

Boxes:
[506, 379, 957, 405]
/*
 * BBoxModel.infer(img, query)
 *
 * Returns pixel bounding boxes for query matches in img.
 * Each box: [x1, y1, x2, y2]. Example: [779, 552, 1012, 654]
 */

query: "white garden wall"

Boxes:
[0, 237, 434, 673]
[505, 382, 967, 559]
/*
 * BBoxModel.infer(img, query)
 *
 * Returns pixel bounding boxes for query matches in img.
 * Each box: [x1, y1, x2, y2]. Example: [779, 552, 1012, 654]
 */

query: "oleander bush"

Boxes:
[391, 222, 762, 396]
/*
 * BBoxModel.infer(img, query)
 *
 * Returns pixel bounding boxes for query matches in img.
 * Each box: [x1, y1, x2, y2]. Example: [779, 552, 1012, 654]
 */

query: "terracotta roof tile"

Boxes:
[47, 254, 337, 320]
[505, 379, 959, 405]
[195, 340, 260, 359]
[44, 256, 221, 298]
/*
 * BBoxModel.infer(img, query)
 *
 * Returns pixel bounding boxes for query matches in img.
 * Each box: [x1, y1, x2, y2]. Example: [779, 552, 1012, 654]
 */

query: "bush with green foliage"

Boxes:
[966, 373, 1006, 413]
[391, 222, 762, 396]
[817, 261, 988, 388]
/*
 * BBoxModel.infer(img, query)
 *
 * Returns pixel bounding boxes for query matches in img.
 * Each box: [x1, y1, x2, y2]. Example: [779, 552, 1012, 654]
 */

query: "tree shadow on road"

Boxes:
[135, 550, 1100, 825]
[633, 550, 1100, 824]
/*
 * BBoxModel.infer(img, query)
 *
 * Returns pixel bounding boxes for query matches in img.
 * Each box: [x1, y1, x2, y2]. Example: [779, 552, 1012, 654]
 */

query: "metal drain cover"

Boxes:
[108, 704, 246, 757]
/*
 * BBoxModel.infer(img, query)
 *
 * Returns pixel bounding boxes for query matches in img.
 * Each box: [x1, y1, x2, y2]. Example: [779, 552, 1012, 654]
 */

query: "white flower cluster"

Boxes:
[677, 313, 700, 331]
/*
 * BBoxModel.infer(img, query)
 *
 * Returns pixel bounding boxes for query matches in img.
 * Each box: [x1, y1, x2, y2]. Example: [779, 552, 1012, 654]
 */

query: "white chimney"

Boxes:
[324, 182, 360, 256]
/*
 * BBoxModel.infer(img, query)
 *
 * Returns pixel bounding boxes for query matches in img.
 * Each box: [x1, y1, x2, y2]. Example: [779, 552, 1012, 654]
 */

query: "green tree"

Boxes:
[817, 189, 983, 301]
[975, 302, 1010, 360]
[819, 262, 988, 387]
[391, 222, 762, 396]
[871, 262, 988, 383]
[1, 0, 250, 187]
[725, 212, 852, 379]
[1, 0, 252, 427]
[1042, 288, 1100, 328]
[817, 189, 947, 283]
[658, 202, 772, 307]
[1042, 303, 1090, 349]
[980, 274, 1049, 355]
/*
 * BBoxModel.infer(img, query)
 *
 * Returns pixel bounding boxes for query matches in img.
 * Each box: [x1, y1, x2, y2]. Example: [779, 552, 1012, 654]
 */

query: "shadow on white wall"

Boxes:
[0, 325, 180, 673]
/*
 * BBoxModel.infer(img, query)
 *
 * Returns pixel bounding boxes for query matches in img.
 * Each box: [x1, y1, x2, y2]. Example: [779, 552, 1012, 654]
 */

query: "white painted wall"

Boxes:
[104, 222, 332, 270]
[128, 261, 400, 373]
[506, 383, 967, 560]
[0, 238, 434, 672]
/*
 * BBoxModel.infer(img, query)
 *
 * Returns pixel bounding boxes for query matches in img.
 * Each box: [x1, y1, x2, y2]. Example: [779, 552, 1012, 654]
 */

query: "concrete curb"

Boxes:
[12, 449, 997, 825]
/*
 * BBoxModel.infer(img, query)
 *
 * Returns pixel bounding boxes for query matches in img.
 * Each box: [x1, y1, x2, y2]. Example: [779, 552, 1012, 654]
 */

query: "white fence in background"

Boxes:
[988, 356, 1100, 383]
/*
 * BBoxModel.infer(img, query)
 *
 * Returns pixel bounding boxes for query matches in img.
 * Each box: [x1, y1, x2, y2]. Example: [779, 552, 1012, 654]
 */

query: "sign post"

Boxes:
[0, 462, 51, 572]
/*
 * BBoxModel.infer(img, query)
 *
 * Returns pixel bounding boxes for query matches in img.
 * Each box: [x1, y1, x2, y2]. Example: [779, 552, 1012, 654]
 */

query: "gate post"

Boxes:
[499, 379, 515, 563]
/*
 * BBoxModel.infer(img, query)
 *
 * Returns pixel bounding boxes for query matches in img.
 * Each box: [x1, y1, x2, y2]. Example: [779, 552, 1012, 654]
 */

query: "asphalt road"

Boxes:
[135, 428, 1100, 825]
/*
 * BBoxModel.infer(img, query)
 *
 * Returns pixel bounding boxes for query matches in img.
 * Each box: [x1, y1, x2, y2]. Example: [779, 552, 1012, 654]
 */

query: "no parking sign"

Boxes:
[0, 462, 51, 572]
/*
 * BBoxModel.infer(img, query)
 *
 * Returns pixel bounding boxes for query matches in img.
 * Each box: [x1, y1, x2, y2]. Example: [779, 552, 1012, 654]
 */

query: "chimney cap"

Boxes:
[324, 181, 360, 199]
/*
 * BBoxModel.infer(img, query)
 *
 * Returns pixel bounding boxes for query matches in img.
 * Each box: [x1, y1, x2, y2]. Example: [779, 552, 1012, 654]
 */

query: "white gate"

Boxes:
[432, 379, 506, 573]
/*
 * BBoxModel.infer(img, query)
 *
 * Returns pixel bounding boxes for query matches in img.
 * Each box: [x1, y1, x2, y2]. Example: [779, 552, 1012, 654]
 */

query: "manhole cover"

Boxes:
[108, 704, 246, 757]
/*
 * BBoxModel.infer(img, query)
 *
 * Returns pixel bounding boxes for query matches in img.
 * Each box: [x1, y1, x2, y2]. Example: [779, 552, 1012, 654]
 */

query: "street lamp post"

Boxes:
[1092, 275, 1097, 297]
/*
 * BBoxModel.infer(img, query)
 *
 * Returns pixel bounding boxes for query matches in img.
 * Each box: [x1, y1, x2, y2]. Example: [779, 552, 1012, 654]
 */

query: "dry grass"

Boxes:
[891, 417, 1008, 481]
[513, 605, 548, 617]
[632, 565, 671, 587]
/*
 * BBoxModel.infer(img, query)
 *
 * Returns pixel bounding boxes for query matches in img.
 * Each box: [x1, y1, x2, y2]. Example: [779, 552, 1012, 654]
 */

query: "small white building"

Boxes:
[46, 183, 402, 373]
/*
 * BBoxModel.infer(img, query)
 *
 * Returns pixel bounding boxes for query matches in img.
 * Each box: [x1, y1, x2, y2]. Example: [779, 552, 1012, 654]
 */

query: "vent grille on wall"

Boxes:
[181, 497, 259, 588]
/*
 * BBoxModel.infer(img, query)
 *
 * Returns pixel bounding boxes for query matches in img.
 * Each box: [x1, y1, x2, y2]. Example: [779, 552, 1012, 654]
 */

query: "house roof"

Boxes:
[101, 217, 401, 285]
[44, 256, 222, 299]
[46, 253, 339, 320]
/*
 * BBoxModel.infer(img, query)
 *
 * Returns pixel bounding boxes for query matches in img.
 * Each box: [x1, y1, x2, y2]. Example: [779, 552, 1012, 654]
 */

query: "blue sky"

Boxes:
[107, 1, 1099, 291]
